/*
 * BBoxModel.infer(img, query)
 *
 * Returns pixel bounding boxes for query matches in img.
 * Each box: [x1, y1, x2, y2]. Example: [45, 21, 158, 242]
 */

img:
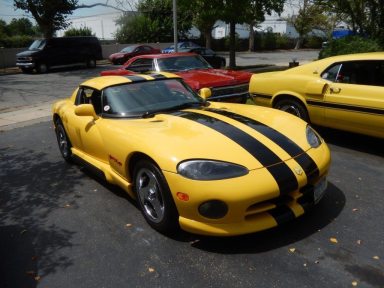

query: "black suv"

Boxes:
[16, 36, 103, 73]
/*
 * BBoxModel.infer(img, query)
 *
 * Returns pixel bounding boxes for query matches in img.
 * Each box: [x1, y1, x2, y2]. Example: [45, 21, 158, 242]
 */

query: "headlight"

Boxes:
[306, 125, 322, 148]
[177, 160, 249, 180]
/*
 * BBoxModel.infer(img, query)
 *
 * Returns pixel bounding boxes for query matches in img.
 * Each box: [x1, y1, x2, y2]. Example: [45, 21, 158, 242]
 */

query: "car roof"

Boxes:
[81, 72, 181, 90]
[131, 52, 199, 60]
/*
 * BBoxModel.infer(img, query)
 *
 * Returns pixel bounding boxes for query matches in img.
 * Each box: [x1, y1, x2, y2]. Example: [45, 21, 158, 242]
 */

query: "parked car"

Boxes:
[162, 41, 200, 53]
[108, 44, 160, 65]
[100, 53, 252, 103]
[16, 36, 103, 73]
[52, 72, 331, 236]
[249, 52, 384, 139]
[185, 47, 226, 68]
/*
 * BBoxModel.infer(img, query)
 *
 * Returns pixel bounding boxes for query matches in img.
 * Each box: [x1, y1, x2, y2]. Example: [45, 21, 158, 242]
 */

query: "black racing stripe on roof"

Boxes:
[205, 108, 320, 184]
[175, 110, 298, 195]
[124, 75, 148, 82]
[147, 73, 167, 79]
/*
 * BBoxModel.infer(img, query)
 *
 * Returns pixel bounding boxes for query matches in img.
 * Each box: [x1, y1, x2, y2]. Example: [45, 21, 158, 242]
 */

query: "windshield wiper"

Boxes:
[141, 102, 205, 118]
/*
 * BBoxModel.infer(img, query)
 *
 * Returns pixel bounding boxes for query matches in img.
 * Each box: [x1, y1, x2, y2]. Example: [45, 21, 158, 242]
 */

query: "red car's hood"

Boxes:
[109, 52, 127, 59]
[176, 69, 252, 90]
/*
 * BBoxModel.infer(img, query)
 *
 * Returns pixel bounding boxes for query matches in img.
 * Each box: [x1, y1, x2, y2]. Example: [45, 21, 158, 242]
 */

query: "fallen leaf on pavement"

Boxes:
[330, 237, 338, 244]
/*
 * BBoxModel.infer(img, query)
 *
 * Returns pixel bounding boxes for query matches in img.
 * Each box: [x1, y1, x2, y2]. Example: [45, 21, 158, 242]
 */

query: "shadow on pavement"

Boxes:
[0, 145, 83, 287]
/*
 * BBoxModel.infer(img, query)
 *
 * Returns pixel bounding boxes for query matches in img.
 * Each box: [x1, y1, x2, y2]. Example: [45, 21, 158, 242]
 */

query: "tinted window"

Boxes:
[102, 79, 202, 117]
[322, 60, 384, 86]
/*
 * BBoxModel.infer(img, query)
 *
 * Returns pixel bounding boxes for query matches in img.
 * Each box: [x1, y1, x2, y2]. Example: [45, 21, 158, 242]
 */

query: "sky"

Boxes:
[0, 0, 138, 24]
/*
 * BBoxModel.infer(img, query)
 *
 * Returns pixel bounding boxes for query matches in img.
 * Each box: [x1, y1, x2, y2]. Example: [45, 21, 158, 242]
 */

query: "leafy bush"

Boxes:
[275, 34, 294, 49]
[0, 35, 34, 48]
[64, 26, 94, 37]
[303, 35, 324, 49]
[319, 36, 382, 59]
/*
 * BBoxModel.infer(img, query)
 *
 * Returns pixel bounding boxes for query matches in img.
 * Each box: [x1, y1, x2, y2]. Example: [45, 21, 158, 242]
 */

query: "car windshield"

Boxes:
[121, 46, 136, 53]
[157, 55, 211, 72]
[29, 39, 46, 50]
[102, 78, 204, 118]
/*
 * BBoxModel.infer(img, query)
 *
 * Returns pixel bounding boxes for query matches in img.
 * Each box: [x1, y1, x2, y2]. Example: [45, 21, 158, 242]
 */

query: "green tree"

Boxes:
[64, 26, 94, 36]
[14, 0, 78, 38]
[287, 0, 328, 49]
[115, 0, 192, 43]
[8, 18, 35, 36]
[316, 0, 384, 45]
[246, 0, 285, 52]
[217, 0, 250, 68]
[178, 0, 222, 48]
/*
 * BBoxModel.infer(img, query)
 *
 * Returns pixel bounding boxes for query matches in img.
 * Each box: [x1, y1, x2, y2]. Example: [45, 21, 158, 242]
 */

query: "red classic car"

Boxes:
[101, 53, 252, 103]
[108, 44, 161, 65]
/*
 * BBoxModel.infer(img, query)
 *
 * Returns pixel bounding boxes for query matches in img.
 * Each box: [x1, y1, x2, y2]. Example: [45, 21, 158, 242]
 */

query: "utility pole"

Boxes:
[173, 0, 178, 52]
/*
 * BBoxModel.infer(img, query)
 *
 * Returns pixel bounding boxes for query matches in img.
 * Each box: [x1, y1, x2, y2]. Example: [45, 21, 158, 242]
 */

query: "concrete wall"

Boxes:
[0, 43, 173, 69]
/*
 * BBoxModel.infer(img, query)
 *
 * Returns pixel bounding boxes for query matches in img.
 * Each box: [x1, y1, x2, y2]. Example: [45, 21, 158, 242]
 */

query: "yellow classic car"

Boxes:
[53, 72, 331, 236]
[249, 52, 384, 138]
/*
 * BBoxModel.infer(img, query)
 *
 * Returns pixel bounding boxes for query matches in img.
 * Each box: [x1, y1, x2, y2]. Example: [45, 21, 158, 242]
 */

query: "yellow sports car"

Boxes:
[249, 52, 384, 138]
[52, 72, 331, 236]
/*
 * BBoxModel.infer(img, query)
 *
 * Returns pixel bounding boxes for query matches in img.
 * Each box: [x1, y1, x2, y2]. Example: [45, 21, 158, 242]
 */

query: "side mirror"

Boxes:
[75, 104, 99, 119]
[199, 88, 212, 100]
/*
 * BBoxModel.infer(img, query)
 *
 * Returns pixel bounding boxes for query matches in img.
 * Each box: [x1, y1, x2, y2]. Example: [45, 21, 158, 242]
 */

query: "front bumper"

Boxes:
[163, 144, 331, 236]
[16, 62, 36, 69]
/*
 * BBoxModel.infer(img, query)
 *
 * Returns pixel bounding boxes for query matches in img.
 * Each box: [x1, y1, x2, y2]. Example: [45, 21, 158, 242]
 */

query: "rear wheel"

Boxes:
[274, 98, 309, 122]
[133, 159, 179, 234]
[55, 119, 72, 162]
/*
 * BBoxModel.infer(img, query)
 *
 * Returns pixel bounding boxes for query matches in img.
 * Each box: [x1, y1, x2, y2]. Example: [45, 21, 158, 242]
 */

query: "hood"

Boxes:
[101, 103, 312, 172]
[16, 50, 39, 57]
[176, 69, 252, 90]
[109, 52, 128, 59]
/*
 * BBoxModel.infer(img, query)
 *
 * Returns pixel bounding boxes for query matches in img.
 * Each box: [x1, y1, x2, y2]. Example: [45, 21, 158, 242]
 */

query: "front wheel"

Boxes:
[274, 98, 309, 122]
[133, 159, 179, 234]
[36, 62, 48, 73]
[55, 119, 72, 162]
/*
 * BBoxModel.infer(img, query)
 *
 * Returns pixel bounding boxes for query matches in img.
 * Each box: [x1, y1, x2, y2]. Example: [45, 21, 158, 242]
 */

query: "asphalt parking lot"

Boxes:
[0, 51, 383, 288]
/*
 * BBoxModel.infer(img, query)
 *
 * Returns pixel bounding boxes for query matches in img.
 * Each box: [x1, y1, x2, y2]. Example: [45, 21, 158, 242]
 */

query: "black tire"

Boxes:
[55, 119, 73, 162]
[36, 62, 48, 73]
[21, 67, 33, 74]
[220, 58, 226, 68]
[86, 57, 96, 68]
[133, 159, 179, 234]
[274, 98, 309, 122]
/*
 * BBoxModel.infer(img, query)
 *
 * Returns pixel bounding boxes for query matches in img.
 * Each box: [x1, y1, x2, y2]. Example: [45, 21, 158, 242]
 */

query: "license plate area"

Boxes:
[314, 177, 328, 204]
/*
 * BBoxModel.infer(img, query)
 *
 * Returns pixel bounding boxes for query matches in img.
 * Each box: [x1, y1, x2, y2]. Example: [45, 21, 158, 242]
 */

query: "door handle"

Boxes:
[330, 87, 341, 93]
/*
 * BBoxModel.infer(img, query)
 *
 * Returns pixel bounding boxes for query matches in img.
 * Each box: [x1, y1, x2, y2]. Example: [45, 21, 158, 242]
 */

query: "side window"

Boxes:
[354, 60, 384, 86]
[321, 63, 342, 82]
[76, 87, 102, 115]
[127, 58, 153, 72]
[322, 60, 384, 86]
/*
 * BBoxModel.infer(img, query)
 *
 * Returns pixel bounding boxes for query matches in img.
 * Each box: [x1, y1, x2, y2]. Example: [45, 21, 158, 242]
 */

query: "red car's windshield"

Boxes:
[157, 55, 211, 72]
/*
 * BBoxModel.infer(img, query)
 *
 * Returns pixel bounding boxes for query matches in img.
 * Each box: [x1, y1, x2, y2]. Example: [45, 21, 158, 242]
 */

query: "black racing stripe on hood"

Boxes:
[205, 108, 320, 184]
[175, 111, 298, 195]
